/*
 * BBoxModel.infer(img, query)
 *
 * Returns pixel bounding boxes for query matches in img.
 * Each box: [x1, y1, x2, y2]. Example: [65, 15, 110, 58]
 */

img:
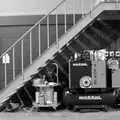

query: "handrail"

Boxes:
[0, 0, 67, 59]
[0, 0, 117, 59]
[1, 0, 120, 60]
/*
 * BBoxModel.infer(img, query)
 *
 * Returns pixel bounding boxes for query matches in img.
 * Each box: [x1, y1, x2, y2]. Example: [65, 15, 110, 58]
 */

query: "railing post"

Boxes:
[68, 59, 71, 88]
[12, 47, 15, 81]
[90, 0, 93, 16]
[21, 40, 24, 80]
[73, 14, 76, 25]
[4, 62, 7, 88]
[56, 63, 59, 84]
[38, 23, 41, 56]
[47, 16, 50, 49]
[73, 0, 76, 25]
[56, 14, 59, 51]
[115, 0, 119, 8]
[81, 0, 84, 18]
[64, 1, 67, 33]
[72, 0, 76, 25]
[30, 32, 32, 64]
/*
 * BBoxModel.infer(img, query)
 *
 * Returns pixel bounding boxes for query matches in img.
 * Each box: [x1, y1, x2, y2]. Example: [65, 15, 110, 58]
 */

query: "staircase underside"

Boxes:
[1, 2, 120, 109]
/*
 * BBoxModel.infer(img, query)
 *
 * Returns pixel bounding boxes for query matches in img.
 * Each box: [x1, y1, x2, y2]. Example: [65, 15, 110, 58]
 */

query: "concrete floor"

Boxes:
[0, 110, 120, 120]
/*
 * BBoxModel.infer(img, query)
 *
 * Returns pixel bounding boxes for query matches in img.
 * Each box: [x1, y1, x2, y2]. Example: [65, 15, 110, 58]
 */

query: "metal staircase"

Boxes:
[0, 0, 120, 107]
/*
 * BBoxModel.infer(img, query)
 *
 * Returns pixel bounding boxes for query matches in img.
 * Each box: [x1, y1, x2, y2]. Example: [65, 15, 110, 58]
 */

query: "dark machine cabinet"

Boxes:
[69, 60, 92, 89]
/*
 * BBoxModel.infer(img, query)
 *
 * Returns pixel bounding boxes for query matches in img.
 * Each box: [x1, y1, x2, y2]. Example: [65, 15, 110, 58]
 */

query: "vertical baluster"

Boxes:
[47, 16, 50, 49]
[56, 14, 59, 50]
[4, 60, 7, 88]
[30, 32, 32, 64]
[38, 23, 41, 56]
[56, 63, 59, 84]
[73, 0, 76, 26]
[90, 0, 93, 15]
[68, 59, 71, 88]
[73, 15, 76, 26]
[73, 0, 76, 25]
[115, 0, 119, 8]
[64, 1, 67, 33]
[21, 40, 24, 80]
[81, 0, 83, 17]
[13, 47, 15, 81]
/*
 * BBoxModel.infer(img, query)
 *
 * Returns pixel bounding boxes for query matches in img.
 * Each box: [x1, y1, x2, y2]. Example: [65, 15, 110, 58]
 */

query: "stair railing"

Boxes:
[0, 0, 113, 89]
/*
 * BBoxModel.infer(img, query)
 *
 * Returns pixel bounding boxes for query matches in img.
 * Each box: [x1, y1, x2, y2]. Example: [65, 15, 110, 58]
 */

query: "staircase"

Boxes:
[0, 0, 120, 108]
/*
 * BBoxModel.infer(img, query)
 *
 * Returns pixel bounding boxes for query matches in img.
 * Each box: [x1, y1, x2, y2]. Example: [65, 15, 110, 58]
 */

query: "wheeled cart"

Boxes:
[32, 84, 61, 111]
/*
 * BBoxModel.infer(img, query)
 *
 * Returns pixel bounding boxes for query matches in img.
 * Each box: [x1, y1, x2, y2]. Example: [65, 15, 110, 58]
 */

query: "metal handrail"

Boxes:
[0, 0, 116, 59]
[0, 0, 118, 89]
[0, 0, 67, 59]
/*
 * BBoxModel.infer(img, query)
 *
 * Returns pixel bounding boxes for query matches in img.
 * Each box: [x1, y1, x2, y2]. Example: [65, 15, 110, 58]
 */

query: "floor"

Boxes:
[0, 109, 120, 120]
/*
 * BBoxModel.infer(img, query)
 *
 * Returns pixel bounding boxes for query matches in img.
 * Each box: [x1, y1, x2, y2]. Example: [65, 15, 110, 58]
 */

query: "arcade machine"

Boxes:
[63, 49, 120, 111]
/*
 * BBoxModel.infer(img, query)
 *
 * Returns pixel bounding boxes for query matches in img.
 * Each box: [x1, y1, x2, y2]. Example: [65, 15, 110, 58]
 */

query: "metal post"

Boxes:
[71, 0, 75, 25]
[4, 62, 7, 88]
[81, 0, 83, 18]
[56, 14, 59, 50]
[56, 63, 59, 84]
[30, 32, 32, 64]
[81, 0, 85, 18]
[47, 16, 50, 49]
[73, 14, 76, 25]
[73, 0, 76, 26]
[64, 2, 67, 33]
[115, 0, 119, 8]
[68, 59, 71, 88]
[13, 47, 15, 81]
[21, 40, 24, 80]
[90, 0, 93, 16]
[38, 24, 41, 56]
